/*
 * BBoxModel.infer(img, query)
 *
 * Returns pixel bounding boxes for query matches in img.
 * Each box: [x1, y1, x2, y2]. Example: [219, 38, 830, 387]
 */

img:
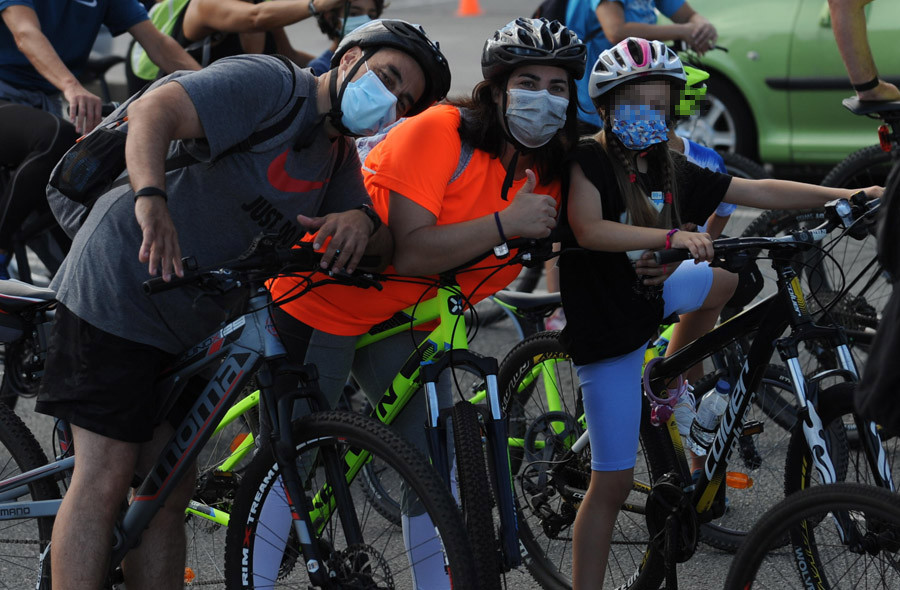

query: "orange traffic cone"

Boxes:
[456, 0, 483, 17]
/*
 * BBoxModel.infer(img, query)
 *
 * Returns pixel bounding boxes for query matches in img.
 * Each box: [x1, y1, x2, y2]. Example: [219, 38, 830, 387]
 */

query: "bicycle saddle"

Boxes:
[842, 96, 900, 117]
[491, 290, 561, 310]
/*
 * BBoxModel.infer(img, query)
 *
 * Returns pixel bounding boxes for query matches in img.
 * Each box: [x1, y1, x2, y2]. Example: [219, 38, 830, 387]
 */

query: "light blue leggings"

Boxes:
[576, 261, 714, 471]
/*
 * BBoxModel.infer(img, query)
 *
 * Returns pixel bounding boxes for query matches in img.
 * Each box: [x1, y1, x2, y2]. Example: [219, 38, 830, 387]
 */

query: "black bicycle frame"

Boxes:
[647, 250, 893, 516]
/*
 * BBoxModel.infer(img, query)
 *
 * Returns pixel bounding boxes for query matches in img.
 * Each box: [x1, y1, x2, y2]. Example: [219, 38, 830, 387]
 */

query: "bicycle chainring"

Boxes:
[645, 472, 698, 563]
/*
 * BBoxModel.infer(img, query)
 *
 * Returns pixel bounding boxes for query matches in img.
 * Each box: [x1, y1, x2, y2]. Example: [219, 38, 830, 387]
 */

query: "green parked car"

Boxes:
[670, 0, 900, 165]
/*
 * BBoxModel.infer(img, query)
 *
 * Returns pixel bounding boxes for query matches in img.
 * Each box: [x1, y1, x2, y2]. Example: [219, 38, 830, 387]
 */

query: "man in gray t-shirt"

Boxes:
[35, 19, 450, 589]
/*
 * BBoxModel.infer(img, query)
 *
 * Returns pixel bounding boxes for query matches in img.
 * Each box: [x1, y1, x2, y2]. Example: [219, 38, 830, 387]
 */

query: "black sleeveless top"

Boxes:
[558, 140, 731, 365]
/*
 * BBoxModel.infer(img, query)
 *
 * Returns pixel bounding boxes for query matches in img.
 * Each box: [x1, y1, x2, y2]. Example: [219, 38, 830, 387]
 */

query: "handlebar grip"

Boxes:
[653, 248, 693, 265]
[142, 273, 197, 295]
[358, 254, 380, 268]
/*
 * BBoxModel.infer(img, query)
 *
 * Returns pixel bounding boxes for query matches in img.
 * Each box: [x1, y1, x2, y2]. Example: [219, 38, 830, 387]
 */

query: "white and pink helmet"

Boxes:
[588, 37, 685, 101]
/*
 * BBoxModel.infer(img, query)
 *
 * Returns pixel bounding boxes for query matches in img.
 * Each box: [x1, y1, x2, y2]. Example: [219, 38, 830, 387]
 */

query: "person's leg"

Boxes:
[663, 262, 737, 472]
[0, 101, 78, 258]
[121, 423, 198, 590]
[571, 345, 647, 588]
[51, 425, 139, 590]
[665, 265, 738, 385]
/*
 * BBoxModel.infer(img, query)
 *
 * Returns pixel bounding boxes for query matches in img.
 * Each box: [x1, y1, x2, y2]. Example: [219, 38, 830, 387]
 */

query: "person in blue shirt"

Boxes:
[565, 0, 717, 130]
[0, 0, 199, 279]
[307, 0, 386, 75]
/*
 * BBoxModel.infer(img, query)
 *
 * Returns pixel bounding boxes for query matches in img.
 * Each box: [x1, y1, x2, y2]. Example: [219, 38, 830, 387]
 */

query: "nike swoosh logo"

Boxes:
[73, 0, 98, 7]
[267, 150, 327, 193]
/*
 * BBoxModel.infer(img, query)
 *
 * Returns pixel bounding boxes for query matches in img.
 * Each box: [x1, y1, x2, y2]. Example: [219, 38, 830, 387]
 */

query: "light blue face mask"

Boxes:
[506, 88, 570, 148]
[610, 103, 669, 150]
[340, 63, 398, 136]
[342, 14, 372, 35]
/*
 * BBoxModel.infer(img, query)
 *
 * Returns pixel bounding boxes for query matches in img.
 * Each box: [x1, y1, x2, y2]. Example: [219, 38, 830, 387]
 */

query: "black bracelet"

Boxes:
[853, 76, 880, 92]
[134, 186, 168, 202]
[356, 204, 382, 236]
[493, 211, 508, 243]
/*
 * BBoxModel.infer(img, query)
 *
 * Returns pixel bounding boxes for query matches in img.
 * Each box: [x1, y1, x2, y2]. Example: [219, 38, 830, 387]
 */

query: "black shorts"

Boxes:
[35, 304, 175, 443]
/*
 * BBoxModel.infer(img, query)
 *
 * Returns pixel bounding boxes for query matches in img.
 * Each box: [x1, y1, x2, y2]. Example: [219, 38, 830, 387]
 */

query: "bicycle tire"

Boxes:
[724, 482, 900, 589]
[821, 144, 894, 190]
[452, 400, 502, 590]
[223, 410, 476, 589]
[720, 152, 768, 180]
[785, 381, 898, 495]
[497, 331, 670, 590]
[741, 207, 887, 376]
[0, 403, 60, 589]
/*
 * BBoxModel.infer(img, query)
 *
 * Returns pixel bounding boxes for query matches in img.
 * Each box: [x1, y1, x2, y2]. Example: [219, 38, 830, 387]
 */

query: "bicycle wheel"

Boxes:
[785, 382, 898, 495]
[0, 403, 60, 590]
[183, 392, 260, 587]
[497, 331, 670, 590]
[720, 152, 768, 180]
[822, 144, 893, 190]
[724, 482, 900, 589]
[223, 410, 476, 589]
[741, 208, 887, 376]
[452, 400, 501, 589]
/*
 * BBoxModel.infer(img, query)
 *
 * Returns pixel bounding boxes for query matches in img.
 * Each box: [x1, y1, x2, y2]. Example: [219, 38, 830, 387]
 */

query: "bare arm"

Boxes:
[268, 27, 315, 66]
[128, 20, 201, 75]
[1, 5, 100, 132]
[184, 0, 344, 39]
[388, 170, 558, 276]
[567, 161, 712, 256]
[723, 177, 884, 210]
[828, 0, 900, 100]
[124, 81, 205, 280]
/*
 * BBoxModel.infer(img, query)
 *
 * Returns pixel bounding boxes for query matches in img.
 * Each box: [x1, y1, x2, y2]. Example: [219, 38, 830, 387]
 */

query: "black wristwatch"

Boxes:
[356, 204, 382, 236]
[307, 0, 319, 17]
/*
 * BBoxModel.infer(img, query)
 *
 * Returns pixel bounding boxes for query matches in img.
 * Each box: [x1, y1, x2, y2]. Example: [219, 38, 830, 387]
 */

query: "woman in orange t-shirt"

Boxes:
[270, 16, 585, 409]
[269, 18, 585, 584]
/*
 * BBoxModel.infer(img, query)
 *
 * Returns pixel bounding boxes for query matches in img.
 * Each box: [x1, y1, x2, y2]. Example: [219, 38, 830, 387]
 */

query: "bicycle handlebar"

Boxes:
[142, 235, 381, 295]
[653, 195, 880, 266]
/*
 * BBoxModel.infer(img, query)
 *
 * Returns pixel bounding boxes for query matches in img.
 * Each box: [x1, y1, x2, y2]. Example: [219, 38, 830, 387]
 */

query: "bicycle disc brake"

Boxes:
[519, 411, 586, 539]
[328, 543, 394, 589]
[645, 473, 698, 563]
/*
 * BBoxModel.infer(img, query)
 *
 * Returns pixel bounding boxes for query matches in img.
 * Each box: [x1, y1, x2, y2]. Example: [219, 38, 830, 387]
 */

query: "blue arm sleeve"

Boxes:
[655, 0, 686, 19]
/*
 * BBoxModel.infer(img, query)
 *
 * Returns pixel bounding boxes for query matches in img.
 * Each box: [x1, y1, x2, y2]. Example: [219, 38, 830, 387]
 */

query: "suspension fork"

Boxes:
[421, 351, 522, 570]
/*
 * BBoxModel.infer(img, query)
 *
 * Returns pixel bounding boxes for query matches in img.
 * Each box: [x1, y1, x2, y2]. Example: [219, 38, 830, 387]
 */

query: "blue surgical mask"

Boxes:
[342, 14, 372, 35]
[505, 89, 569, 148]
[610, 103, 669, 150]
[340, 63, 398, 136]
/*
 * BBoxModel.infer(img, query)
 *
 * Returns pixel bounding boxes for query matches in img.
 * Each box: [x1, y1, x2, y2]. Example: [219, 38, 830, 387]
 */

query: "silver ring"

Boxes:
[334, 249, 342, 256]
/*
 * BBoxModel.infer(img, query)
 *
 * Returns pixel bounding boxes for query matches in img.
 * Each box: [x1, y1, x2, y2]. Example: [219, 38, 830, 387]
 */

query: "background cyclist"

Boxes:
[34, 20, 450, 589]
[565, 0, 717, 132]
[306, 0, 386, 75]
[0, 0, 199, 280]
[125, 0, 349, 94]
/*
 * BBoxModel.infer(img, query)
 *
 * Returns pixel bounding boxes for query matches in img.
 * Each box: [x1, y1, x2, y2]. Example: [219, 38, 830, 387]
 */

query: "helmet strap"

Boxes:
[500, 149, 520, 202]
[327, 47, 378, 135]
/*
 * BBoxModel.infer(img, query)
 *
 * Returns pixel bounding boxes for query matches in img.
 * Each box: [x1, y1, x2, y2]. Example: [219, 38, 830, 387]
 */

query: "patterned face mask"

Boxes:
[610, 103, 669, 150]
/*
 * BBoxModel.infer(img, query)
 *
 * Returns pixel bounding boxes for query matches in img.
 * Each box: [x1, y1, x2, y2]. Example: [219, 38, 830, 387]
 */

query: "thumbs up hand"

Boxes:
[498, 169, 558, 239]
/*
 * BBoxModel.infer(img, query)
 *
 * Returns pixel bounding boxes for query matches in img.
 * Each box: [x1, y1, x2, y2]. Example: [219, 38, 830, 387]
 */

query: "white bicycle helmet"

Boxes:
[589, 37, 685, 101]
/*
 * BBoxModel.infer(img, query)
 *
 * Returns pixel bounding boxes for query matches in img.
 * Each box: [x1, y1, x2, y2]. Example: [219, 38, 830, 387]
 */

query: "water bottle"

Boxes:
[689, 379, 731, 454]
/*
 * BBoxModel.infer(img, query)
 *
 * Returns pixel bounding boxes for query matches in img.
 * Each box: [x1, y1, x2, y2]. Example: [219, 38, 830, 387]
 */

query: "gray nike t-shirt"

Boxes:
[52, 54, 370, 353]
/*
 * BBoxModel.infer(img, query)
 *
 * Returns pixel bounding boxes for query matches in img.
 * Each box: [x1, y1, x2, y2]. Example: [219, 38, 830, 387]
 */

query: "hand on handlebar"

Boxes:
[136, 196, 184, 282]
[500, 169, 558, 239]
[682, 15, 717, 55]
[635, 250, 680, 286]
[63, 83, 103, 134]
[671, 229, 714, 262]
[299, 209, 371, 274]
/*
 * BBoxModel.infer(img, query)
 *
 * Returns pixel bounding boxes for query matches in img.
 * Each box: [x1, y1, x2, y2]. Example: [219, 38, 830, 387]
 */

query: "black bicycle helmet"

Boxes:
[482, 17, 587, 82]
[331, 19, 451, 116]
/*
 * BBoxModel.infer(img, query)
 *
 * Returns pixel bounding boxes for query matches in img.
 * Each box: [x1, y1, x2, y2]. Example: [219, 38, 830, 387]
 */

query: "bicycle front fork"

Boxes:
[420, 352, 522, 570]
